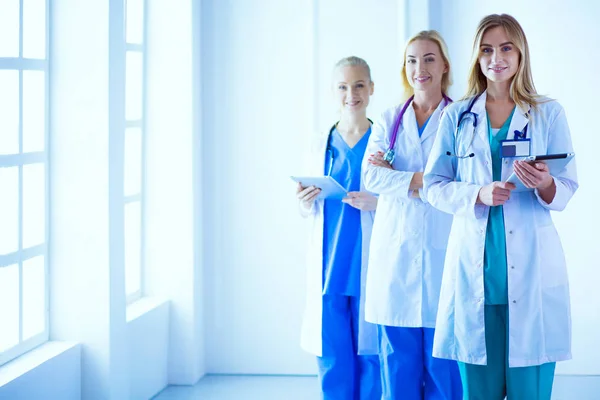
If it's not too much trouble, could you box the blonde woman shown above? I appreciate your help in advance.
[296,56,380,399]
[363,31,462,399]
[424,14,578,399]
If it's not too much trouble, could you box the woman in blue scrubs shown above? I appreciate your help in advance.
[296,56,381,400]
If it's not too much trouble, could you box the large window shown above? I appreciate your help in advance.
[124,0,146,303]
[0,0,49,366]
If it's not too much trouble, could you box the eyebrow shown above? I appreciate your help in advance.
[407,53,436,58]
[481,41,514,47]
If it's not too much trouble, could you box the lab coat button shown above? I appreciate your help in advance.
[509,230,513,234]
[512,300,517,304]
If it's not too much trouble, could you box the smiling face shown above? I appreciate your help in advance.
[333,65,374,114]
[404,39,448,93]
[478,26,520,85]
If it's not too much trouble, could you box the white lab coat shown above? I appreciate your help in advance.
[299,128,379,357]
[362,100,453,328]
[423,91,578,367]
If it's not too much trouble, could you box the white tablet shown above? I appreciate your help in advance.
[291,176,347,200]
[505,153,575,192]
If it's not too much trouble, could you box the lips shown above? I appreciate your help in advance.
[346,101,360,106]
[489,66,508,73]
[415,76,430,83]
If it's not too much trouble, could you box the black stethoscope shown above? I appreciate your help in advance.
[446,92,529,159]
[325,119,373,176]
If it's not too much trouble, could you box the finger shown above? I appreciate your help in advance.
[496,182,516,191]
[297,186,317,200]
[514,167,536,188]
[346,191,360,197]
[305,189,321,202]
[517,161,543,177]
[519,163,543,184]
[534,162,548,171]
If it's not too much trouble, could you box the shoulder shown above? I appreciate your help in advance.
[445,97,474,114]
[379,104,403,122]
[536,97,564,115]
[532,97,566,125]
[439,97,471,124]
[369,104,404,132]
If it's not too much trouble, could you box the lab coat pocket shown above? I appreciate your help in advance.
[538,225,568,288]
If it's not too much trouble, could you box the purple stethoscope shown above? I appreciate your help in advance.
[383,94,452,164]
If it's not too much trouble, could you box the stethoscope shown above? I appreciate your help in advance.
[383,94,452,164]
[447,92,529,159]
[325,119,373,176]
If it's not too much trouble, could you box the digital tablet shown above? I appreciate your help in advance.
[505,153,575,192]
[290,176,347,200]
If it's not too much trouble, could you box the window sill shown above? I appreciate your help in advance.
[126,296,169,323]
[0,341,80,388]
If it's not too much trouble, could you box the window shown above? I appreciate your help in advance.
[124,0,146,303]
[0,0,49,366]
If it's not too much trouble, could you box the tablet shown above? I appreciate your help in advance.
[505,153,575,192]
[291,176,347,200]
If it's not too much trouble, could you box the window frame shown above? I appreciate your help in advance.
[124,0,147,305]
[0,0,50,367]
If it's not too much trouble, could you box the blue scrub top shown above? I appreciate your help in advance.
[417,114,432,137]
[484,107,515,305]
[322,127,371,296]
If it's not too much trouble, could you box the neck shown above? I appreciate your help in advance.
[412,88,444,111]
[337,112,370,135]
[486,80,513,102]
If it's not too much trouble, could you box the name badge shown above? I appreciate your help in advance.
[501,139,531,157]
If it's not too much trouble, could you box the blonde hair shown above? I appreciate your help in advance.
[333,56,372,82]
[465,14,542,110]
[400,30,453,100]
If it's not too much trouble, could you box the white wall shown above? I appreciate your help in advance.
[433,0,600,375]
[202,0,404,374]
[201,0,316,375]
[127,300,169,400]
[144,0,204,385]
[203,0,600,377]
[0,343,80,400]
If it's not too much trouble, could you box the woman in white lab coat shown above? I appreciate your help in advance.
[362,30,462,399]
[424,14,578,400]
[295,56,380,400]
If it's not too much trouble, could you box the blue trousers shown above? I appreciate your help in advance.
[459,305,556,400]
[379,326,462,399]
[317,295,381,400]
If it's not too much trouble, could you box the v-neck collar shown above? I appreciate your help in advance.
[487,106,516,143]
[334,126,371,152]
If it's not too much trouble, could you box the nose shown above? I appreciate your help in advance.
[491,49,501,63]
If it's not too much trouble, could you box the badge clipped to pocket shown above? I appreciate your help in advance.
[500,139,531,158]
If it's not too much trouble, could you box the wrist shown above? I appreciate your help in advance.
[538,176,554,191]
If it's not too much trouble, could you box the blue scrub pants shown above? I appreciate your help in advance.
[317,295,381,400]
[458,305,555,400]
[379,326,462,399]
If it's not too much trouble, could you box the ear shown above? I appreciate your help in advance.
[369,80,375,95]
[444,63,449,73]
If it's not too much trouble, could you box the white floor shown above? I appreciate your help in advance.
[153,375,600,400]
